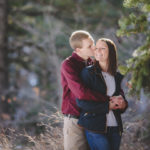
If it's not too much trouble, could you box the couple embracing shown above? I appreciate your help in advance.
[61,30,128,150]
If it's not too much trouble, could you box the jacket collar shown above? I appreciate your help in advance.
[94,63,102,74]
[94,63,120,78]
[72,52,92,65]
[72,52,85,62]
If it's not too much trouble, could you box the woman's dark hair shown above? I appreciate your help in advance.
[94,38,118,76]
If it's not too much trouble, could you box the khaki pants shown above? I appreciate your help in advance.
[63,116,90,150]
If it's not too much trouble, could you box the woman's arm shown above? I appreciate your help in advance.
[76,66,109,114]
[76,99,109,114]
[112,72,128,113]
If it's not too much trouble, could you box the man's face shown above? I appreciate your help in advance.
[78,38,95,60]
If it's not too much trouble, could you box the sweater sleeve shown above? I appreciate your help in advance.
[61,61,109,102]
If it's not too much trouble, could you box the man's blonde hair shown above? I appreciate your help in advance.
[69,30,93,50]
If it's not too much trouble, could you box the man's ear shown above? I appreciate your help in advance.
[75,48,81,53]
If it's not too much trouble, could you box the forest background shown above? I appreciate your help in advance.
[0,0,150,149]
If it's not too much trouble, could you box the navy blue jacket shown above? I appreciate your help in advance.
[76,65,127,133]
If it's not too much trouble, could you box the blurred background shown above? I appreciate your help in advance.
[0,0,150,149]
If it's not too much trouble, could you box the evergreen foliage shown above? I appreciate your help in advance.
[117,0,150,96]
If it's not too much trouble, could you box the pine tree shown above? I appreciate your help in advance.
[117,0,150,96]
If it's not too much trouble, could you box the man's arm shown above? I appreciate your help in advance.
[61,61,109,102]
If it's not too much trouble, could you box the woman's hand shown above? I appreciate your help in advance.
[109,100,118,110]
[109,95,126,110]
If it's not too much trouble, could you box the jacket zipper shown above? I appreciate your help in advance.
[95,67,122,135]
[98,71,108,133]
[98,72,107,95]
[105,116,107,133]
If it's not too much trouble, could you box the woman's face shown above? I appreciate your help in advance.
[94,40,109,63]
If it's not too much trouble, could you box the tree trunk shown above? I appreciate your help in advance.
[0,0,10,116]
[0,0,8,92]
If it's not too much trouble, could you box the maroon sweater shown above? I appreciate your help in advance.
[61,52,109,117]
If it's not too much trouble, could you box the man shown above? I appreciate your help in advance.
[60,30,127,150]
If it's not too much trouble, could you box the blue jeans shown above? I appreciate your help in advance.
[85,127,121,150]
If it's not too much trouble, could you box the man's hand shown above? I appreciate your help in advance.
[109,95,126,110]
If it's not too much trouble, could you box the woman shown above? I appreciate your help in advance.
[76,38,128,150]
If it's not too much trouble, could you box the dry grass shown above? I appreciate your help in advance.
[120,119,150,150]
[0,112,64,150]
[0,110,150,150]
